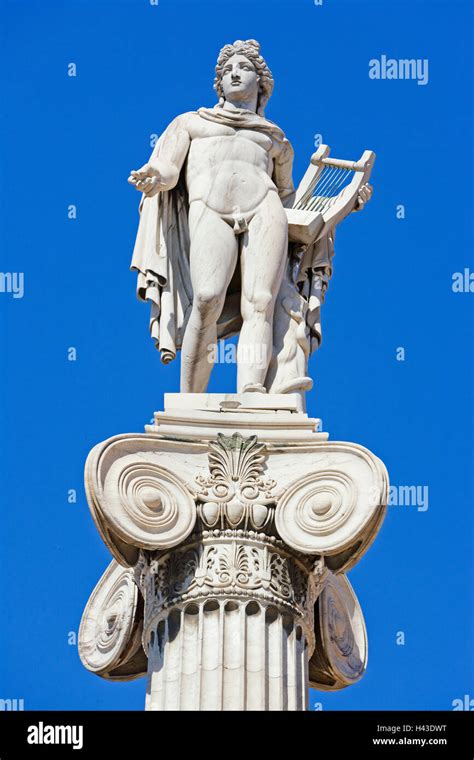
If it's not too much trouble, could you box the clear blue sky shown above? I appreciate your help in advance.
[0,0,472,710]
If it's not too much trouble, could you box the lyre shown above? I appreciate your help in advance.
[286,144,376,245]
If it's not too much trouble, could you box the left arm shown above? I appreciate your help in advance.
[272,139,296,209]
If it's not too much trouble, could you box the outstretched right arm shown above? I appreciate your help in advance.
[128,114,191,197]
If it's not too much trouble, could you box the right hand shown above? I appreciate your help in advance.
[127,163,164,197]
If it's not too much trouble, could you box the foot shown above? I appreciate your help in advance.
[241,382,267,394]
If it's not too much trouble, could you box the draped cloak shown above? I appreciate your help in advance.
[130,105,334,368]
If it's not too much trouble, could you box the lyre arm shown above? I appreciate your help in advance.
[293,144,330,207]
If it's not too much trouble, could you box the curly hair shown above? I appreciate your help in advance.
[214,39,274,117]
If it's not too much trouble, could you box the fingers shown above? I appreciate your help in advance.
[136,163,152,176]
[128,175,161,196]
[128,163,164,193]
[128,172,153,193]
[129,166,149,181]
[141,176,158,193]
[128,175,149,192]
[354,183,373,211]
[128,163,152,183]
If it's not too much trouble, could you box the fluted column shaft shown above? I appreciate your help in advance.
[145,598,309,711]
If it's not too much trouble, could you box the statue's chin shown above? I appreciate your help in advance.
[222,96,256,110]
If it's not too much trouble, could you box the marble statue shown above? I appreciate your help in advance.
[79,39,387,712]
[128,39,373,405]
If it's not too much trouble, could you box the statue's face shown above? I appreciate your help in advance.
[220,53,260,105]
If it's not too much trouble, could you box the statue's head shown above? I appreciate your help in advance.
[214,39,274,117]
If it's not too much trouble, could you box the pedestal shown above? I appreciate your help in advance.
[79,393,388,710]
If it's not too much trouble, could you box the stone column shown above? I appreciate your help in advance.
[79,393,388,710]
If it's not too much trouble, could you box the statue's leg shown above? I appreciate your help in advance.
[180,201,238,393]
[238,192,288,391]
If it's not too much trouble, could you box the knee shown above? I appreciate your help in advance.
[246,289,274,318]
[193,289,223,322]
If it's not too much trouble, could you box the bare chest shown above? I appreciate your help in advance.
[187,116,274,157]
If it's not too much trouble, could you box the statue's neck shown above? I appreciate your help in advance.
[222,98,258,114]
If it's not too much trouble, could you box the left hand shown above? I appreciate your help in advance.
[353,182,373,212]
